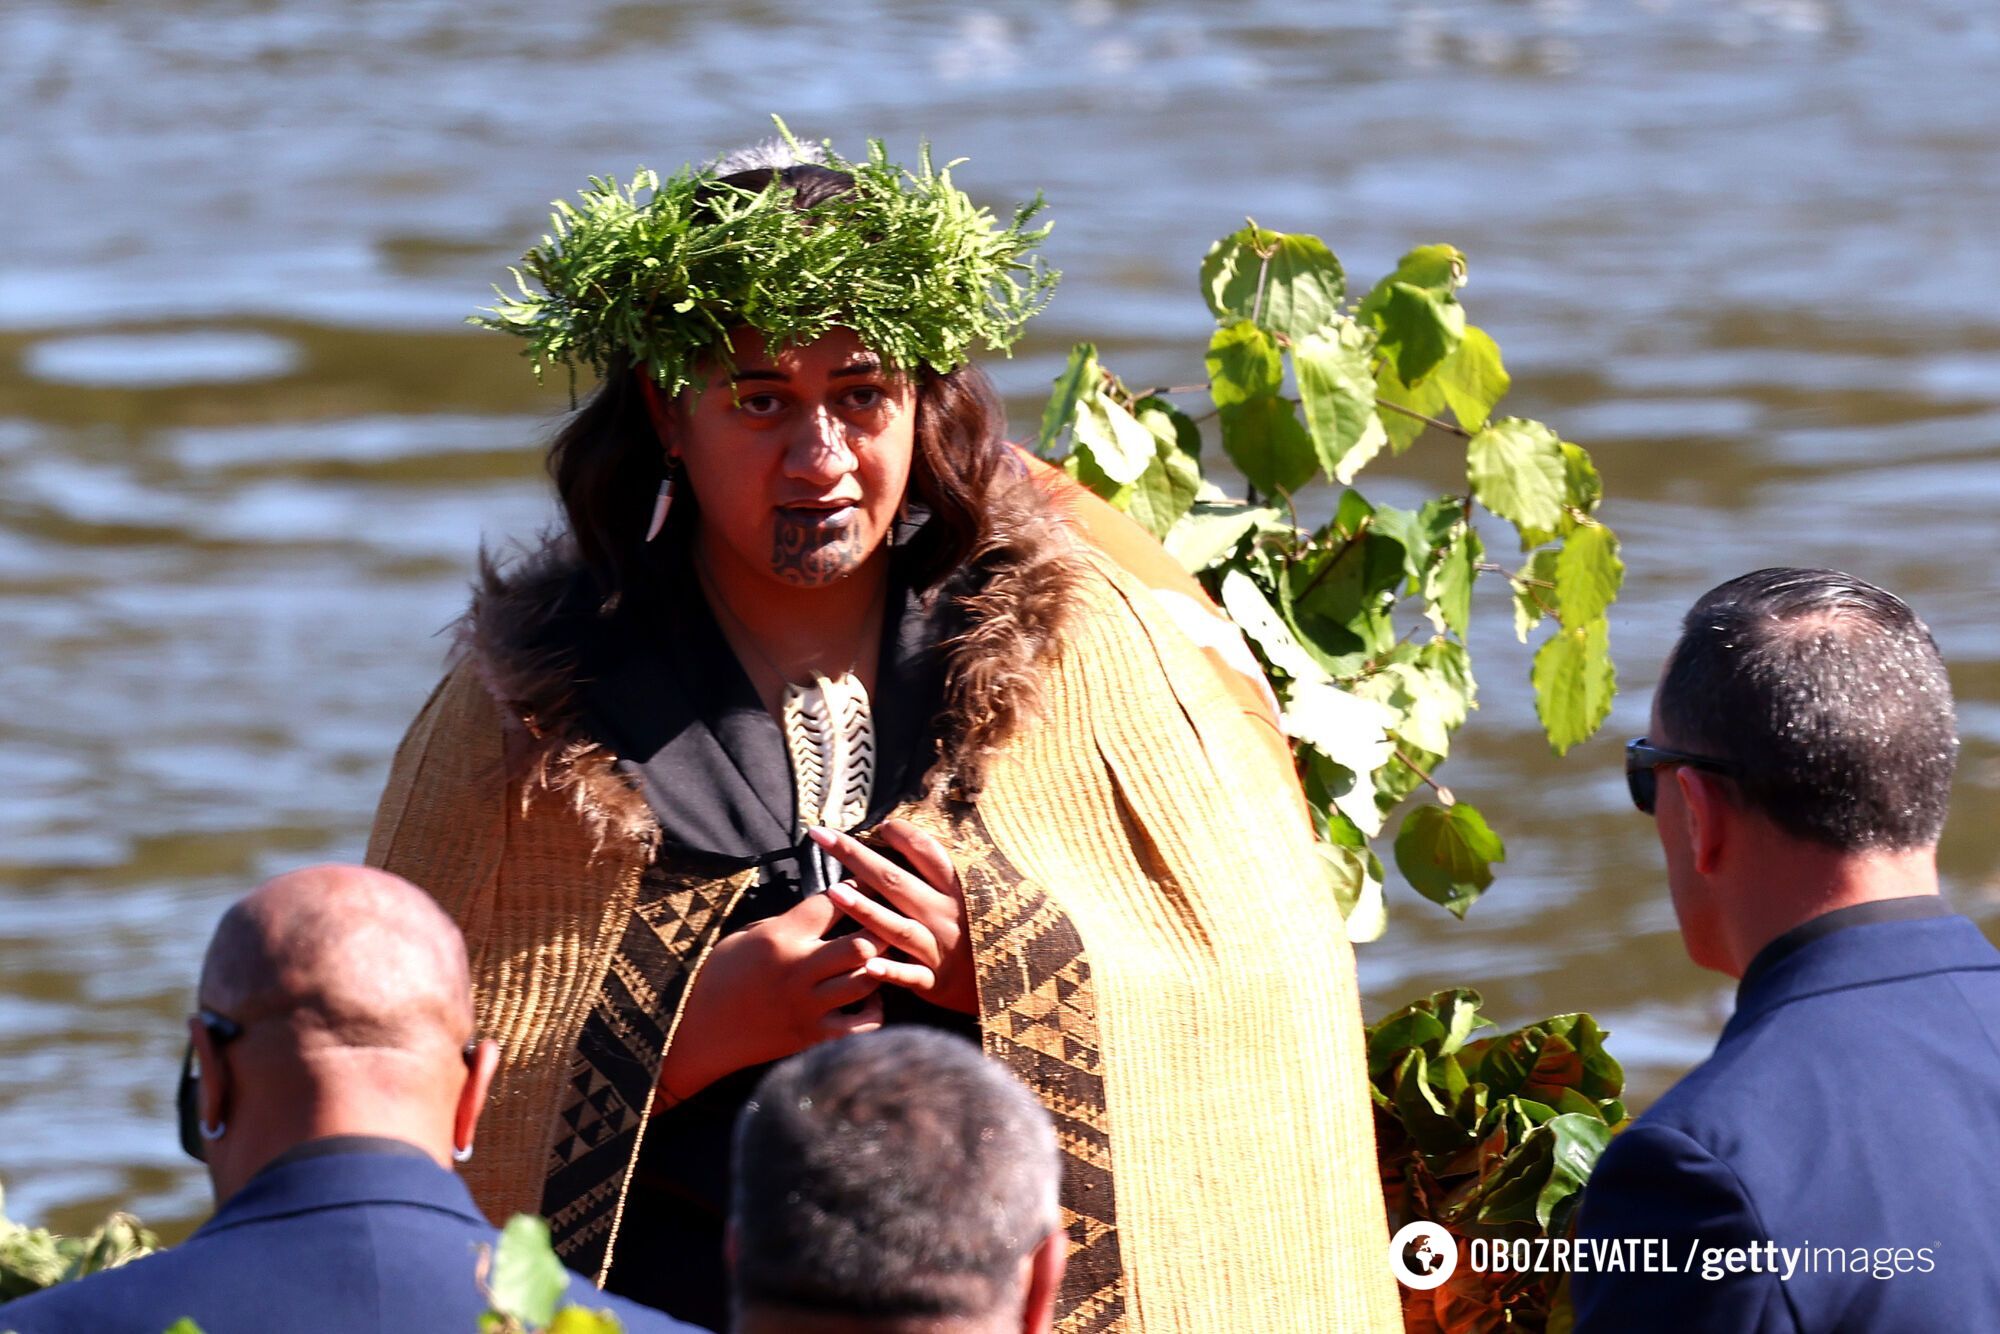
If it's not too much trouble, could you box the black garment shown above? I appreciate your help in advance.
[566,529,976,1331]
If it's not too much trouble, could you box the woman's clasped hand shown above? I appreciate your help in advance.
[656,820,975,1104]
[813,819,978,1016]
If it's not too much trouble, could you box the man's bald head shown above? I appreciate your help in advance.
[199,865,473,1054]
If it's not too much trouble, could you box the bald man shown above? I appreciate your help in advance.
[0,865,691,1334]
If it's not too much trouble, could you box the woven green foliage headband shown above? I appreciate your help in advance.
[474,122,1059,397]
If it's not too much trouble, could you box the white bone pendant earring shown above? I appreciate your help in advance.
[645,463,679,543]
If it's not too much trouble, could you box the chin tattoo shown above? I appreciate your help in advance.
[772,516,866,586]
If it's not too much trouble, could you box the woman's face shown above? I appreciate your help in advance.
[652,326,917,591]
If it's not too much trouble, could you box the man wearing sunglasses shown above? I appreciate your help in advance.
[1572,569,2000,1331]
[0,865,690,1334]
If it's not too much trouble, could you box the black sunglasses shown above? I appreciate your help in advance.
[1625,737,1738,814]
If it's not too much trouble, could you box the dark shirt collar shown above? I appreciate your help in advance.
[1736,895,1953,1001]
[200,1137,482,1238]
[259,1133,435,1174]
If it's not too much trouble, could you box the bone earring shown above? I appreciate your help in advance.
[200,1118,227,1142]
[645,465,678,543]
[452,1142,474,1163]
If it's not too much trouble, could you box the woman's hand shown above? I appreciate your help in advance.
[654,890,930,1106]
[807,820,979,1016]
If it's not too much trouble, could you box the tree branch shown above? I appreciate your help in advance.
[1379,397,1473,440]
[1395,748,1455,806]
[1296,515,1372,604]
[1479,562,1554,590]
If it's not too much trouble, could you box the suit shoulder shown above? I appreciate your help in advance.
[0,1244,198,1334]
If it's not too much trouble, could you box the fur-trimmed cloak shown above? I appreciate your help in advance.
[366,535,1401,1332]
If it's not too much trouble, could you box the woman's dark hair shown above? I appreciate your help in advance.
[543,163,1076,791]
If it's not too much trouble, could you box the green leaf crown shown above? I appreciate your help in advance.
[473,119,1059,396]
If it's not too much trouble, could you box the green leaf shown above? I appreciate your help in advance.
[1120,398,1202,538]
[1436,325,1511,431]
[1394,802,1505,919]
[1374,355,1448,454]
[1521,439,1606,545]
[1532,1014,1626,1101]
[1218,567,1327,685]
[1208,322,1315,497]
[1371,282,1465,385]
[1372,736,1442,814]
[1432,987,1489,1057]
[1366,988,1489,1077]
[162,1322,206,1334]
[1421,638,1479,715]
[1302,736,1390,841]
[1221,395,1316,498]
[1163,502,1279,573]
[1360,244,1468,313]
[63,1214,156,1283]
[1424,523,1483,638]
[1562,441,1603,515]
[489,1215,568,1330]
[1370,502,1436,591]
[1200,225,1346,340]
[1467,417,1566,536]
[1136,394,1201,464]
[1532,616,1616,754]
[1472,1113,1614,1231]
[1282,681,1398,782]
[1513,549,1561,643]
[1036,343,1098,458]
[1071,389,1158,487]
[1367,1009,1449,1077]
[1316,840,1383,942]
[1393,1050,1478,1162]
[1554,521,1624,625]
[1282,492,1407,673]
[1124,438,1200,539]
[1353,657,1469,757]
[1294,324,1389,484]
[1061,433,1128,507]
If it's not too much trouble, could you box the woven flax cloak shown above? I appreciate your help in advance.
[366,551,1402,1332]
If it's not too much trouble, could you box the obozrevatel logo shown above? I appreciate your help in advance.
[1389,1221,1458,1290]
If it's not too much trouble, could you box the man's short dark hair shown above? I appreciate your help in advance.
[731,1029,1060,1321]
[1658,567,1958,851]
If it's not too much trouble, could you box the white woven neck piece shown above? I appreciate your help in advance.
[781,671,875,835]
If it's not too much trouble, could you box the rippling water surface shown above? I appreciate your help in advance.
[4,0,1998,1240]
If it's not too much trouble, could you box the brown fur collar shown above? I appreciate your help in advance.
[455,506,1082,851]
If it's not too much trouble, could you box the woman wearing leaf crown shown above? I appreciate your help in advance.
[366,129,1401,1333]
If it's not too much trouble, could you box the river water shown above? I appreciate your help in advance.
[3,0,1998,1240]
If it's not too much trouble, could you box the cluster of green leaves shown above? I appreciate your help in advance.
[1368,991,1626,1332]
[1038,222,1623,931]
[0,1178,157,1303]
[477,117,1058,398]
[478,1216,625,1334]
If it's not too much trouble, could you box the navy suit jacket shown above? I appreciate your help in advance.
[1573,910,2000,1332]
[0,1144,695,1334]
